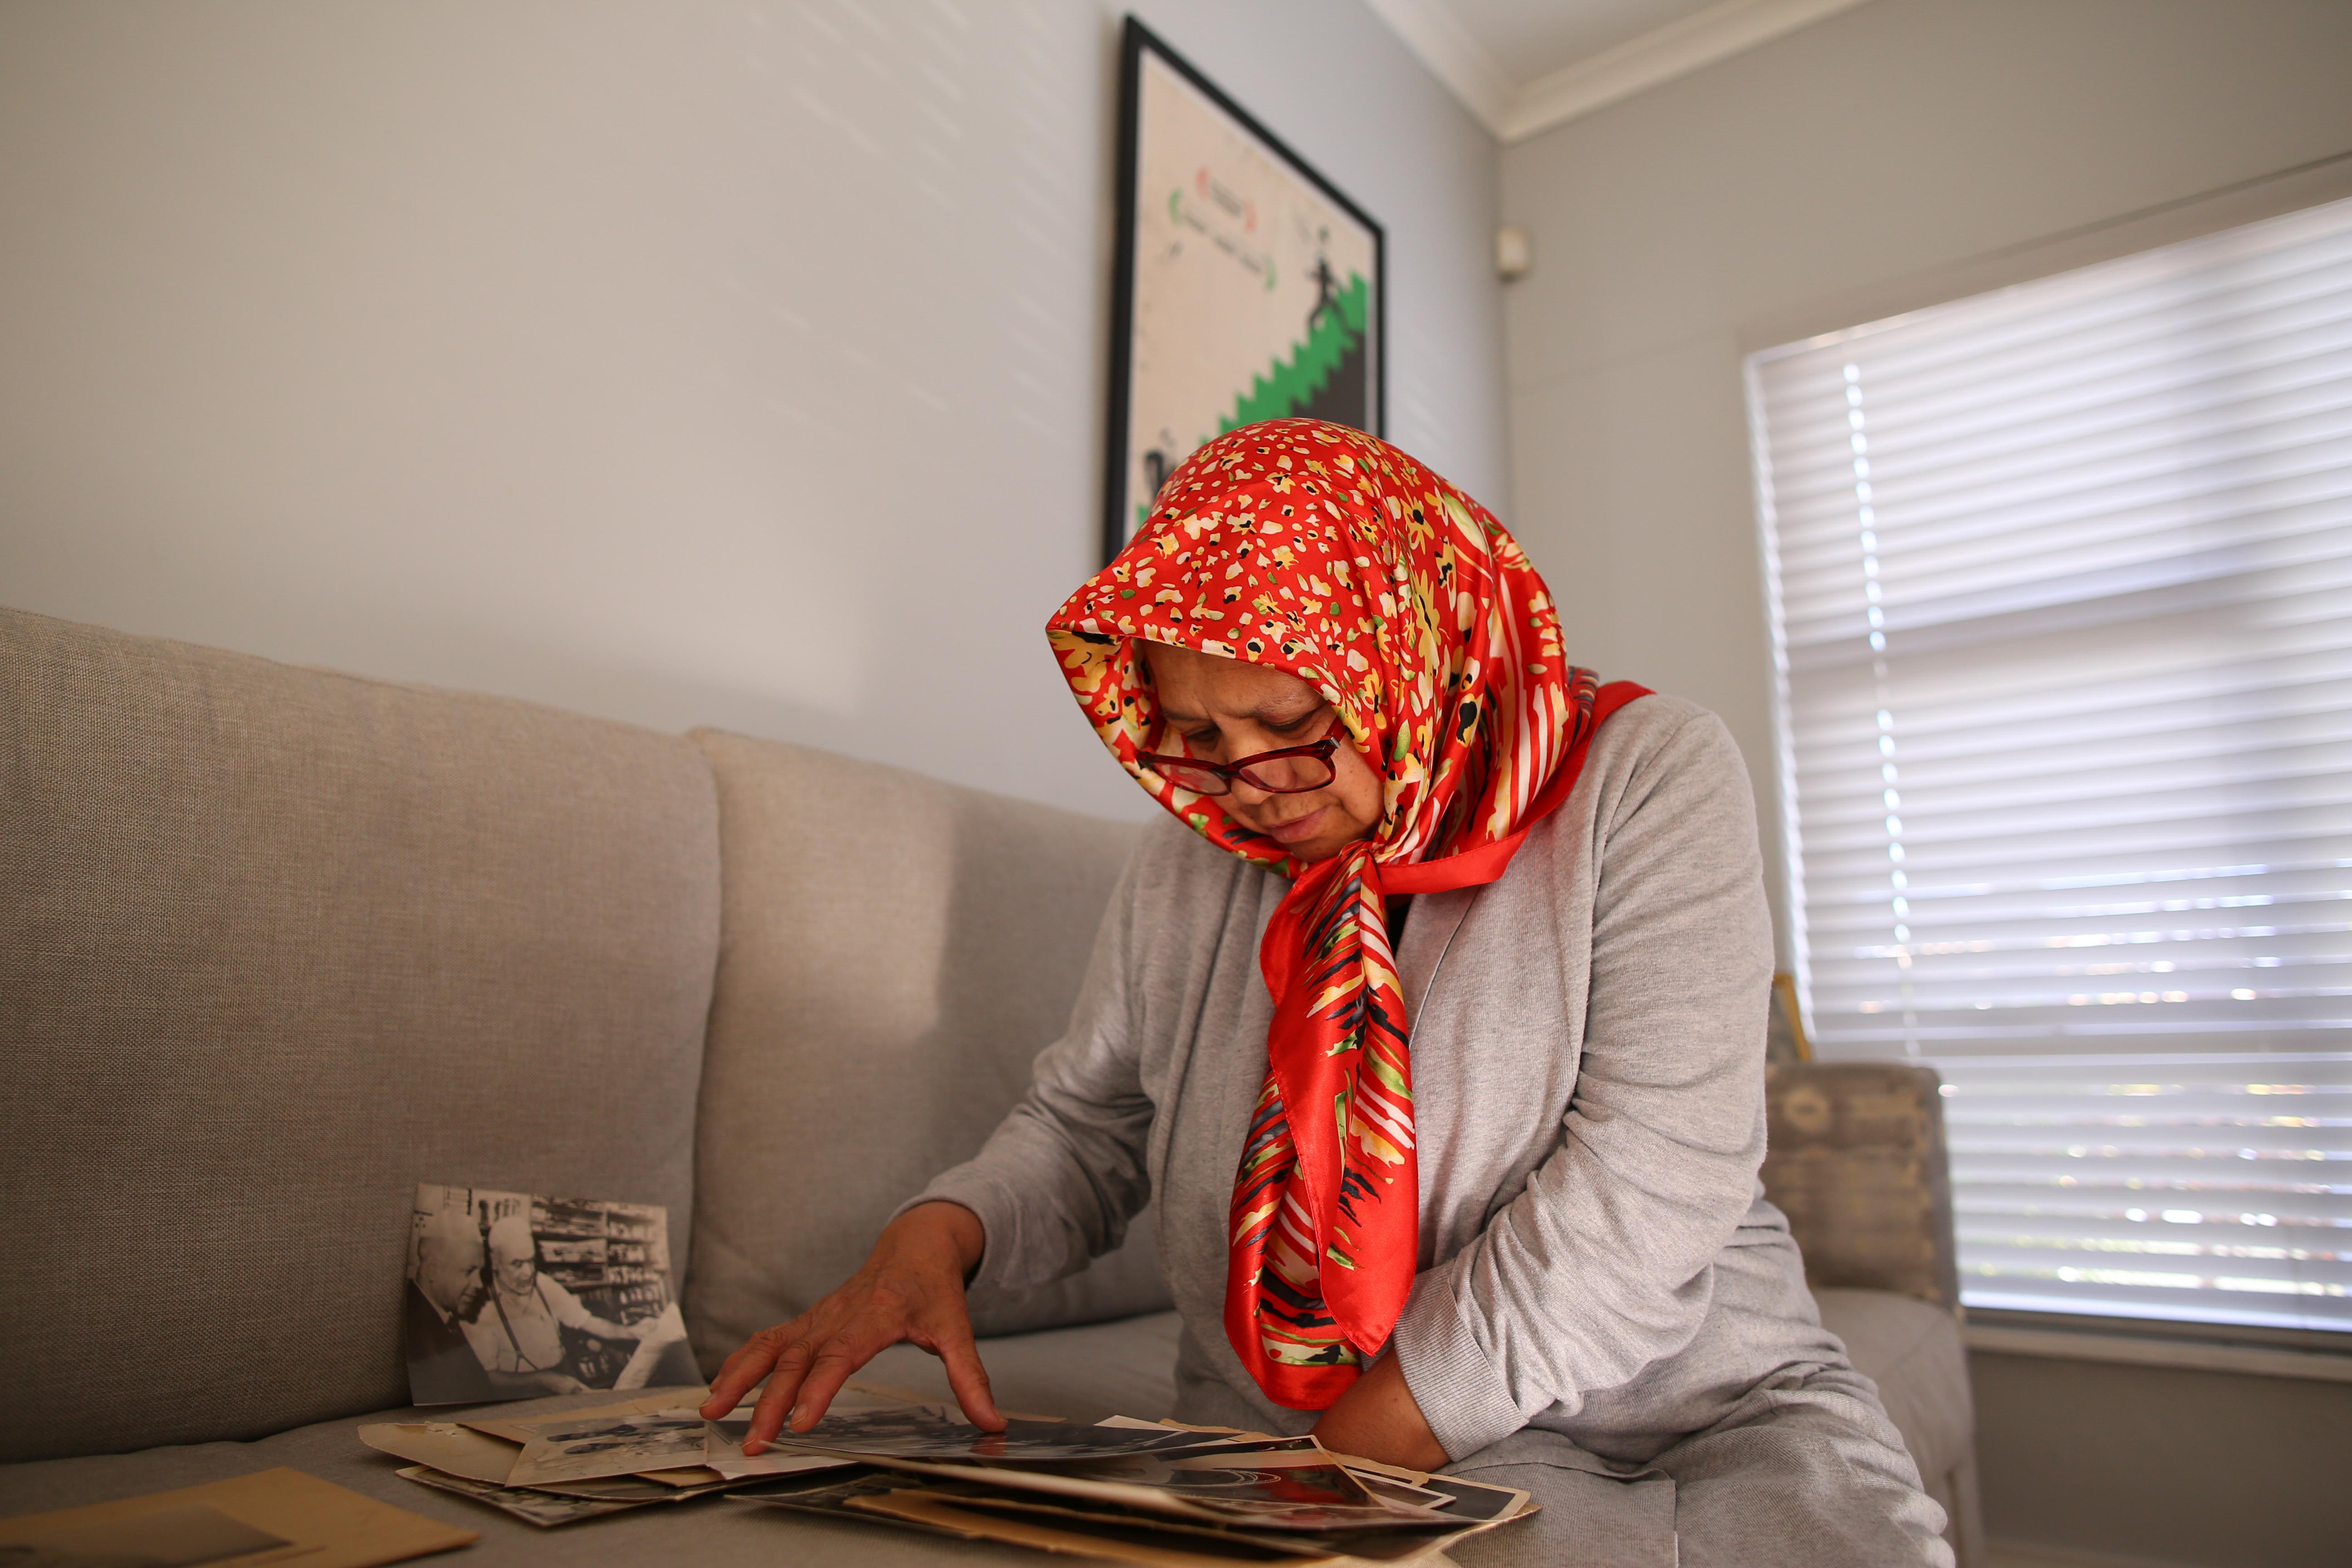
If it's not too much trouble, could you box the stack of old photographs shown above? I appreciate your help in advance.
[359,1388,856,1529]
[712,1405,1538,1567]
[358,1383,1535,1559]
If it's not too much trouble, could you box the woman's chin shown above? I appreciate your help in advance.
[1280,832,1356,865]
[1241,811,1370,865]
[1254,803,1333,848]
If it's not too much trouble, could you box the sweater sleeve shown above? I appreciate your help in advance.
[895,841,1157,1296]
[1389,709,1776,1460]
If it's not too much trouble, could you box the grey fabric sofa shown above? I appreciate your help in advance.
[0,605,1978,1565]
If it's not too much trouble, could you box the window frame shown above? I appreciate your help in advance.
[1740,166,2352,1362]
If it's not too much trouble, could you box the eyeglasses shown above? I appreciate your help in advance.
[1134,733,1341,796]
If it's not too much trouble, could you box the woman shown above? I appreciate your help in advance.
[703,419,1950,1566]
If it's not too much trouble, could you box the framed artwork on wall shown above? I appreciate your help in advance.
[1103,16,1386,562]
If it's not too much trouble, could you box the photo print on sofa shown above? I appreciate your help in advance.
[404,1183,697,1405]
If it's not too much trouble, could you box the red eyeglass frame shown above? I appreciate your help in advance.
[1132,734,1343,796]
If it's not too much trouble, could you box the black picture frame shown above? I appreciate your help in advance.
[1103,16,1387,564]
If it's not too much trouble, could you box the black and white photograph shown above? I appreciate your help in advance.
[941,1489,1482,1565]
[770,1428,1458,1536]
[1011,1446,1442,1530]
[1338,1469,1454,1512]
[726,1471,980,1542]
[1402,1474,1531,1526]
[747,1406,1220,1465]
[701,1420,887,1482]
[403,1182,698,1406]
[503,1413,722,1488]
[395,1465,649,1529]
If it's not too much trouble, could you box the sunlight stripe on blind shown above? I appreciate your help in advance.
[1748,195,2352,1333]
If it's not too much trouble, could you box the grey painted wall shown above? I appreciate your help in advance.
[1970,1350,2352,1567]
[0,0,1507,821]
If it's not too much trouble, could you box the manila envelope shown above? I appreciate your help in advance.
[0,1467,474,1568]
[456,1386,718,1444]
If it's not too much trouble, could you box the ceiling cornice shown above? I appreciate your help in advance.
[1361,0,1516,137]
[1504,0,1876,139]
[1369,0,1878,144]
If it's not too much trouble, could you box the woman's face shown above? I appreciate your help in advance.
[1140,642,1383,863]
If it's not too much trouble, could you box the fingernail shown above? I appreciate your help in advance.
[788,1404,805,1428]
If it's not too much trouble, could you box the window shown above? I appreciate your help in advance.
[1747,196,2352,1334]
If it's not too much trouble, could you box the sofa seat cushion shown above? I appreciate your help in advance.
[1814,1286,1980,1565]
[1813,1288,1972,1489]
[0,1313,1184,1567]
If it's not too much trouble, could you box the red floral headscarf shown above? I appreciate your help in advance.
[1047,418,1646,1409]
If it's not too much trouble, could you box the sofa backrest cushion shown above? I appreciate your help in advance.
[0,609,721,1460]
[684,731,1166,1362]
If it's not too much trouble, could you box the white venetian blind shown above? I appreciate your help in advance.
[1748,196,2352,1333]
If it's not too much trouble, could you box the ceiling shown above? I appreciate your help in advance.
[1363,0,1874,142]
[1454,0,1727,81]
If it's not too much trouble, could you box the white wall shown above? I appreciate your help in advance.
[0,0,1507,822]
[1496,0,2352,958]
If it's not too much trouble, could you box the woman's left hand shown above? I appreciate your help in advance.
[1309,1353,1449,1472]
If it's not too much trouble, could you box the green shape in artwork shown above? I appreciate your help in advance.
[1134,274,1373,535]
[1216,272,1368,436]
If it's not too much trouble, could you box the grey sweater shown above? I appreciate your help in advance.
[913,695,1859,1462]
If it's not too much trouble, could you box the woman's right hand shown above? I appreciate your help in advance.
[698,1200,1002,1452]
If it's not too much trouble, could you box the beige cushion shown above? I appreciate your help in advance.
[684,732,1167,1364]
[0,608,720,1461]
[1815,1287,1982,1566]
[1764,1063,1960,1310]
